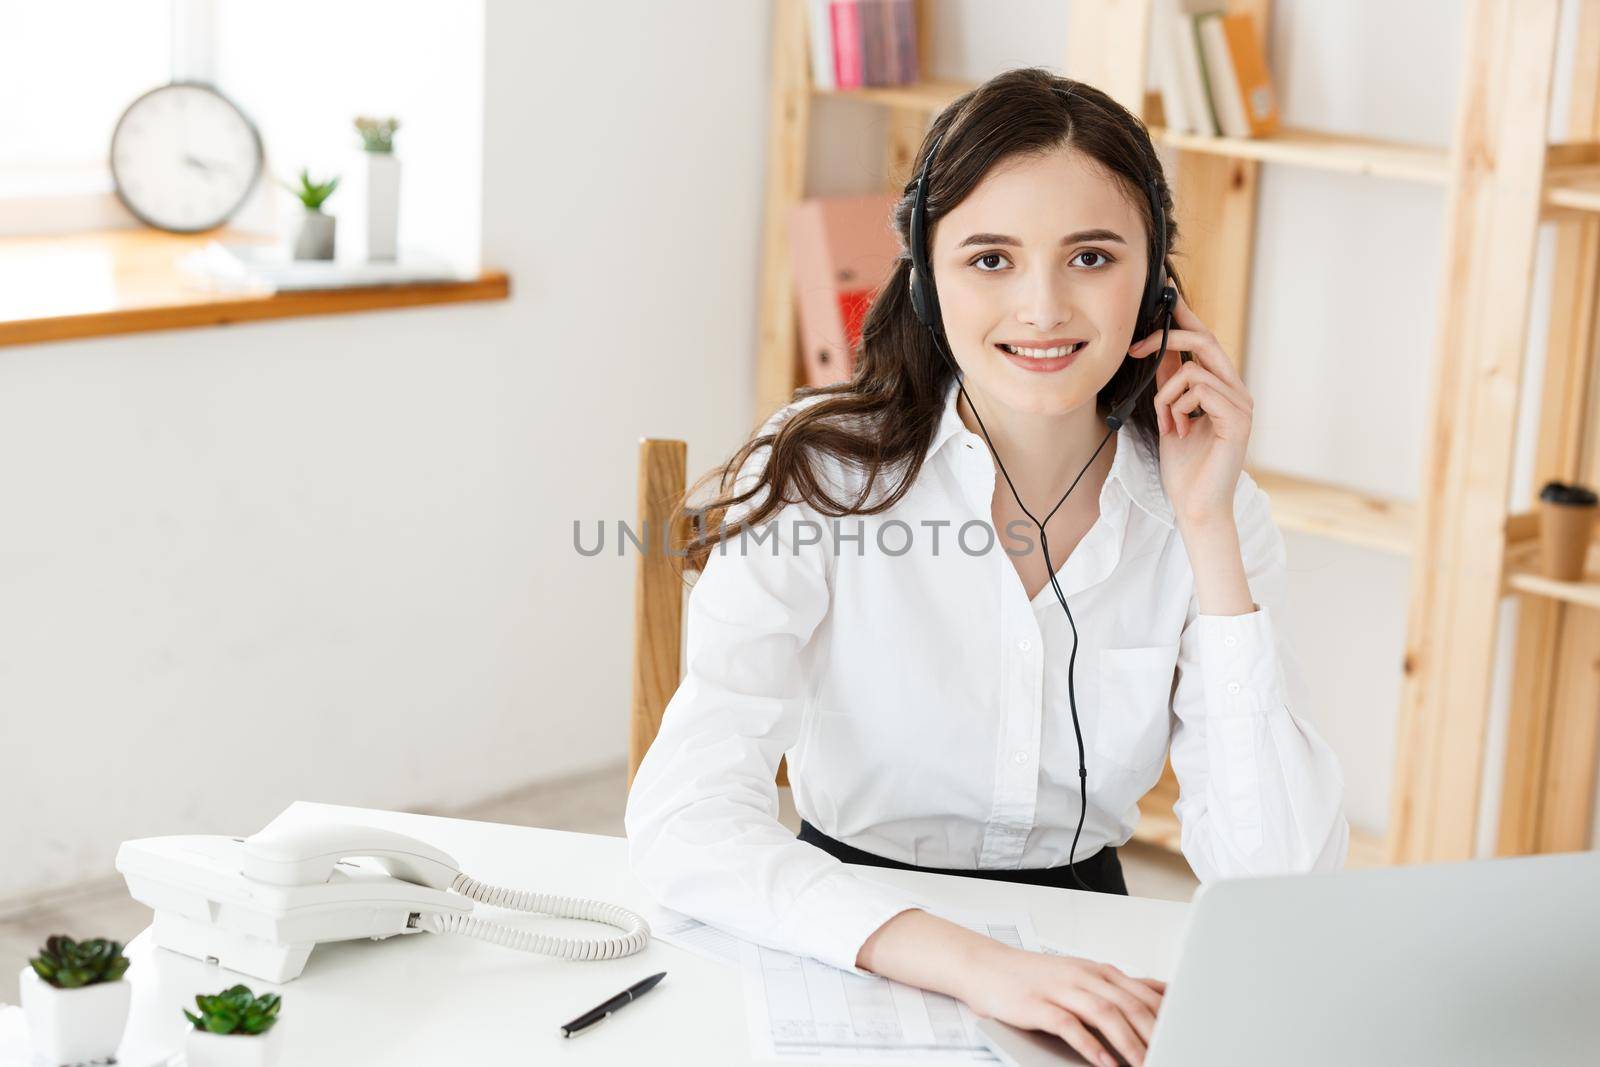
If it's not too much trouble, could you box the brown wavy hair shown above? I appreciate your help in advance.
[678,67,1185,575]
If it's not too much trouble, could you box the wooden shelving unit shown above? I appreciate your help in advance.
[757,0,1600,871]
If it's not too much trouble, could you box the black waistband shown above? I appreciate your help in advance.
[797,819,1128,895]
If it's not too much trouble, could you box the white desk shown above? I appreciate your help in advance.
[96,802,1192,1065]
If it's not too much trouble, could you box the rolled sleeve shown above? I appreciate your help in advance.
[1191,601,1288,716]
[1169,472,1350,881]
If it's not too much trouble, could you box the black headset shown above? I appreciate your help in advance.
[906,89,1181,892]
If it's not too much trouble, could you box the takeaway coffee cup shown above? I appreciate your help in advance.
[1537,480,1599,580]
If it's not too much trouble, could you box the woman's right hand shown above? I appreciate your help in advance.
[958,943,1165,1067]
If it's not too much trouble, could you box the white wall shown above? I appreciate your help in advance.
[1,0,772,901]
[4,0,1593,903]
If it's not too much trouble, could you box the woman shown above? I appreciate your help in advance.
[625,68,1347,1067]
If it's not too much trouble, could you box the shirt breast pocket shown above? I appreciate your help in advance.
[1095,644,1180,774]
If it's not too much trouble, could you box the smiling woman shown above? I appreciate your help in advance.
[627,66,1347,1067]
[679,69,1184,571]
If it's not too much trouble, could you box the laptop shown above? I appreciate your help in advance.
[977,849,1600,1067]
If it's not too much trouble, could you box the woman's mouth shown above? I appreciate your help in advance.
[996,340,1087,373]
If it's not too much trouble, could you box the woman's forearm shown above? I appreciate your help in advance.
[1177,513,1255,616]
[855,907,1004,1000]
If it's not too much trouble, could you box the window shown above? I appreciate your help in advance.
[0,1,176,191]
[0,0,214,232]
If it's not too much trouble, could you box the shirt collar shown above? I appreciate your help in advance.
[926,376,1174,529]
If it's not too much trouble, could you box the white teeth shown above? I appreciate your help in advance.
[1002,342,1084,358]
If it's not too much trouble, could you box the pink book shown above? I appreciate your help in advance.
[831,1,862,89]
[789,193,900,386]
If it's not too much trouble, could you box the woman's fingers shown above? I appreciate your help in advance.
[1040,1004,1117,1067]
[1172,382,1247,437]
[1101,966,1164,1017]
[1153,360,1250,416]
[1170,383,1240,439]
[1089,977,1159,1045]
[1131,324,1245,394]
[1168,290,1244,388]
[1059,989,1147,1066]
[1154,363,1251,437]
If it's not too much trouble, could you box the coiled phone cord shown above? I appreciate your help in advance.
[414,872,652,960]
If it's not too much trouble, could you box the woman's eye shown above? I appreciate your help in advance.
[970,249,1114,272]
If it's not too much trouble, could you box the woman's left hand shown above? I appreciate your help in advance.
[1127,289,1253,526]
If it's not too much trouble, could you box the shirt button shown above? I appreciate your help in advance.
[1226,681,1241,694]
[1224,635,1237,648]
[1018,639,1032,652]
[1014,751,1029,764]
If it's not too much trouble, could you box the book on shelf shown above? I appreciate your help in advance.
[1155,9,1278,140]
[789,193,899,386]
[808,0,919,90]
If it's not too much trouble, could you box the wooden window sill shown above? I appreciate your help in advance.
[0,227,510,348]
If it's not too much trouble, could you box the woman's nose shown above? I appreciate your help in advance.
[1016,269,1072,331]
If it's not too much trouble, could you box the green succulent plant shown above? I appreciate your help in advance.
[28,935,130,989]
[183,983,283,1036]
[276,168,340,211]
[354,115,400,153]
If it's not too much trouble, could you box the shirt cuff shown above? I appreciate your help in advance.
[777,867,930,976]
[1192,602,1286,716]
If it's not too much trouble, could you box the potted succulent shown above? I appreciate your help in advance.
[354,115,401,262]
[20,934,132,1065]
[278,168,340,260]
[184,983,284,1067]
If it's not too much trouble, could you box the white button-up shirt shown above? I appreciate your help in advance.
[625,378,1349,976]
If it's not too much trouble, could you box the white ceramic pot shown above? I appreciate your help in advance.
[18,965,131,1066]
[292,210,336,260]
[185,1022,284,1067]
[363,151,400,262]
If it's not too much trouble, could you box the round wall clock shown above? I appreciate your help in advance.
[110,81,264,233]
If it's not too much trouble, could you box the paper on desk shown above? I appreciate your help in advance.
[741,907,1038,1064]
[648,905,746,967]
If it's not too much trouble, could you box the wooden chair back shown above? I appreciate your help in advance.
[629,438,789,789]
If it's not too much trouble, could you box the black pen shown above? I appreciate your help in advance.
[559,971,667,1038]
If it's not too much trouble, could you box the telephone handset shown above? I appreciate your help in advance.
[115,820,651,983]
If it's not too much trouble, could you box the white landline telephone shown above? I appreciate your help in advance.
[114,821,652,983]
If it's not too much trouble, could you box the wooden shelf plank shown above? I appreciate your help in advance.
[1248,466,1416,555]
[1134,764,1386,868]
[1502,517,1600,610]
[814,80,1451,186]
[0,228,509,348]
[811,79,974,113]
[1543,168,1600,215]
[1151,125,1452,185]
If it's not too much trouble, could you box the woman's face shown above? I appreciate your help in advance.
[928,144,1150,417]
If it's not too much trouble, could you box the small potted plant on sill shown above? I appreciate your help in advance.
[20,934,132,1065]
[278,168,340,261]
[184,983,284,1067]
[354,115,401,262]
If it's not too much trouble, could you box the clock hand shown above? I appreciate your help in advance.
[183,154,234,175]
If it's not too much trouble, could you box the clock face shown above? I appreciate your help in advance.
[110,82,264,234]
